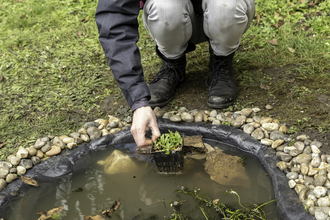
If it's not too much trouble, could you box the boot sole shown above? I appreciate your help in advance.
[206,100,235,109]
[149,96,174,109]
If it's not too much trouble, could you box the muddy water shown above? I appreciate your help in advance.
[5,140,279,219]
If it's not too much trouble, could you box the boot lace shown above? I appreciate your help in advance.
[150,62,184,84]
[205,59,231,89]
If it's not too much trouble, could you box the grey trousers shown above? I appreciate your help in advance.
[142,0,255,58]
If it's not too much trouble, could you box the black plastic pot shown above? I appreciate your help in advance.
[151,133,184,174]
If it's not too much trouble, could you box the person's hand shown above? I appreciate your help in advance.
[131,106,160,149]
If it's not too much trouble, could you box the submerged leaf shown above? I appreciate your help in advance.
[37,206,64,220]
[85,215,105,220]
[21,176,39,187]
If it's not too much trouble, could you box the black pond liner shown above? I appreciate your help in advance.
[0,119,314,220]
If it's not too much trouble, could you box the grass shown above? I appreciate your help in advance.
[0,0,330,160]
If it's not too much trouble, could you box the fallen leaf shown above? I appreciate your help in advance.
[37,206,64,220]
[77,32,82,36]
[274,12,280,18]
[278,8,282,12]
[21,176,39,187]
[85,215,105,220]
[0,142,6,149]
[288,47,295,53]
[268,39,278,46]
[287,78,295,83]
[213,199,219,205]
[260,83,270,90]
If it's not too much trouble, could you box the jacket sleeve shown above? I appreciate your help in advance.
[95,0,150,110]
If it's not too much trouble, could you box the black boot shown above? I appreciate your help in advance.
[206,47,237,109]
[148,44,194,108]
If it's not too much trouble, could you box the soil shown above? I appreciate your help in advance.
[99,56,330,156]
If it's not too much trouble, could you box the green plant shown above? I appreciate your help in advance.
[153,131,183,155]
[175,187,277,220]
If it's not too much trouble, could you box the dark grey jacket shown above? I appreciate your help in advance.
[95,0,202,111]
[95,0,149,111]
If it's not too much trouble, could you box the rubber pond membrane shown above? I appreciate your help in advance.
[0,119,315,219]
[3,141,278,220]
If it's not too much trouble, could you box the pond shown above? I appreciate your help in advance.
[3,140,278,220]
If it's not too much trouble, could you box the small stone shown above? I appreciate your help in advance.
[10,168,17,173]
[67,142,77,149]
[311,140,323,148]
[19,159,33,169]
[163,112,172,119]
[209,110,217,117]
[304,198,315,208]
[233,115,246,128]
[0,168,9,179]
[270,130,284,140]
[303,146,312,154]
[109,128,121,134]
[9,156,20,166]
[252,107,261,113]
[62,137,75,144]
[276,145,284,152]
[315,210,328,220]
[0,179,7,191]
[260,117,272,125]
[78,127,87,134]
[253,116,261,123]
[286,172,299,180]
[314,186,327,198]
[70,132,80,139]
[170,115,182,123]
[178,107,187,112]
[276,161,287,171]
[294,184,306,194]
[291,167,300,173]
[262,128,269,139]
[87,127,102,140]
[308,165,319,176]
[321,155,330,162]
[283,135,293,142]
[296,154,313,164]
[31,156,41,165]
[272,139,284,149]
[101,129,110,136]
[188,109,199,116]
[246,118,254,123]
[81,134,90,142]
[299,188,308,202]
[251,128,264,140]
[265,104,273,110]
[153,107,160,114]
[83,121,100,129]
[262,123,279,131]
[208,117,216,122]
[312,156,321,168]
[301,163,309,175]
[304,139,312,146]
[95,119,109,130]
[294,141,305,152]
[297,134,309,141]
[261,138,274,146]
[52,137,65,149]
[279,125,288,133]
[155,110,166,118]
[41,143,51,153]
[241,108,253,117]
[0,161,12,169]
[6,174,18,183]
[276,152,288,160]
[281,155,292,162]
[243,124,254,134]
[75,137,84,144]
[34,139,46,149]
[212,120,221,125]
[45,146,62,156]
[26,146,37,156]
[17,166,26,175]
[16,148,29,159]
[324,180,330,189]
[195,113,203,122]
[312,145,321,154]
[315,175,327,186]
[289,149,300,157]
[288,180,296,188]
[181,112,194,123]
[36,150,44,159]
